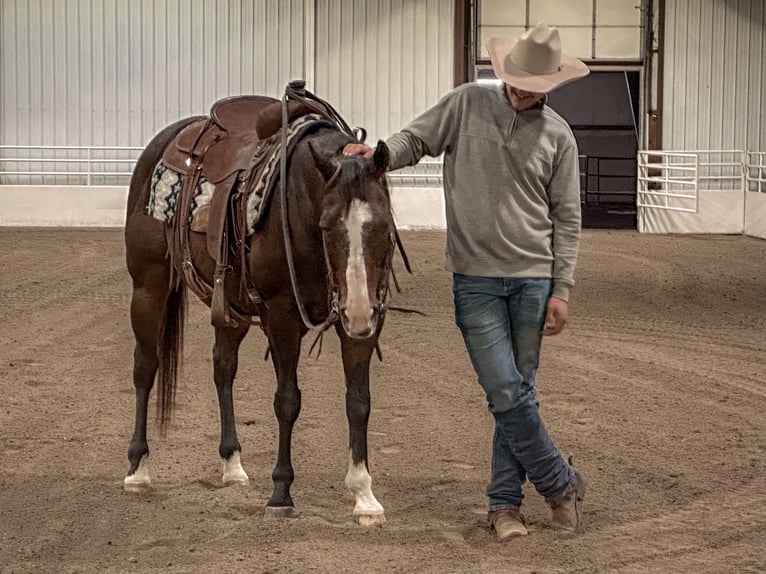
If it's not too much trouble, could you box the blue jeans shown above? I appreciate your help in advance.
[453,274,573,510]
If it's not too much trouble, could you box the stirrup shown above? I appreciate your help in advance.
[211,264,233,327]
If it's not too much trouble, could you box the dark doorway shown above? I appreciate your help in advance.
[547,71,640,229]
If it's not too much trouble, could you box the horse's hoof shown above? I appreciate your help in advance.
[123,457,151,492]
[222,452,249,486]
[354,512,386,526]
[123,474,151,492]
[222,475,250,487]
[264,506,296,519]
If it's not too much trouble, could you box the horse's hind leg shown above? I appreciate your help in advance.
[124,261,172,491]
[213,324,251,485]
[339,332,386,525]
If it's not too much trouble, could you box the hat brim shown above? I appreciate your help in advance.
[486,36,589,94]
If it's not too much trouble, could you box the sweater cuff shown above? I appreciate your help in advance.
[552,281,571,302]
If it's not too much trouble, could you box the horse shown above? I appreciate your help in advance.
[122,86,398,526]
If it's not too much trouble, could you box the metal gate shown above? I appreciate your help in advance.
[636,149,764,235]
[637,150,700,214]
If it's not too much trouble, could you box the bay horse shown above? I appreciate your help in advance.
[123,85,398,526]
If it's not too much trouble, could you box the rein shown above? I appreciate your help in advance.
[278,81,356,334]
[277,80,422,355]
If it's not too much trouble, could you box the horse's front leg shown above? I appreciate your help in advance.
[339,330,386,526]
[213,324,250,486]
[264,310,303,518]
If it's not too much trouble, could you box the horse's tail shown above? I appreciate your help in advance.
[157,280,186,435]
[125,115,201,434]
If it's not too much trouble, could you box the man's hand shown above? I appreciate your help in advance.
[542,297,569,336]
[343,143,374,158]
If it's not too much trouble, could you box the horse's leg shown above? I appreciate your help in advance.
[124,262,172,491]
[213,324,251,485]
[264,311,303,518]
[339,332,386,525]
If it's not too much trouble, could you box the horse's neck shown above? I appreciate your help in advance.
[286,148,324,235]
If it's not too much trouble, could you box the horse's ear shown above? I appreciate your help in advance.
[308,141,339,183]
[372,140,389,179]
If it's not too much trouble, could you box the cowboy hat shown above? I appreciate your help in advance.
[487,23,589,93]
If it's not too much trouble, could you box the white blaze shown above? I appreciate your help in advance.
[343,199,373,334]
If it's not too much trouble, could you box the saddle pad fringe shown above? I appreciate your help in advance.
[147,162,215,224]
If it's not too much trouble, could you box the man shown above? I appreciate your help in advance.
[344,23,588,541]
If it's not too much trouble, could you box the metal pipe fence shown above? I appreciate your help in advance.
[2,146,764,201]
[0,145,445,187]
[0,145,143,185]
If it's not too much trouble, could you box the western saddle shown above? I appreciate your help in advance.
[160,81,336,327]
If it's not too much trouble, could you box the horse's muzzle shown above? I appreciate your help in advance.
[339,304,381,339]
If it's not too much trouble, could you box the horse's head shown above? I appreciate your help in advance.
[311,139,394,339]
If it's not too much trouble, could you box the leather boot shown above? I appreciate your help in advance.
[549,456,587,532]
[488,507,528,540]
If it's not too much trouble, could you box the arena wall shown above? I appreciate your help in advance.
[0,185,447,230]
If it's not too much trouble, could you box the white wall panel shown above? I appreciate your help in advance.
[313,0,454,145]
[664,0,764,151]
[0,0,306,148]
[478,0,644,61]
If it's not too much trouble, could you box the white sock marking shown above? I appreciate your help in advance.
[345,451,384,517]
[222,451,249,485]
[123,454,151,490]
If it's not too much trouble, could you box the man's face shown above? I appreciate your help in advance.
[505,84,545,111]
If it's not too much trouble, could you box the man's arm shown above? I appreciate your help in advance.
[547,139,582,303]
[344,87,463,169]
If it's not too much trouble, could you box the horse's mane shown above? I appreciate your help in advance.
[308,126,386,205]
[336,156,384,203]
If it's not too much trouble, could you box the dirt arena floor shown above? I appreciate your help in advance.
[0,227,764,574]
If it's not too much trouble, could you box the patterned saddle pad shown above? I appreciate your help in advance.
[147,114,329,234]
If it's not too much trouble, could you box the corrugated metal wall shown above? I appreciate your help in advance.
[663,0,764,151]
[313,0,454,144]
[0,0,453,150]
[3,0,761,155]
[0,0,306,147]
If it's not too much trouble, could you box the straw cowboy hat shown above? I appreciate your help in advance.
[487,23,589,93]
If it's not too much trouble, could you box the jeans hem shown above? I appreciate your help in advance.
[545,475,576,504]
[487,503,521,513]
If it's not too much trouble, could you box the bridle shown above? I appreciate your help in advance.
[320,226,396,330]
[278,80,394,344]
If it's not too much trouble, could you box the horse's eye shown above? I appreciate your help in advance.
[321,220,347,240]
[319,207,342,230]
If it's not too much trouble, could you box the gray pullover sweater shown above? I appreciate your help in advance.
[386,83,582,301]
